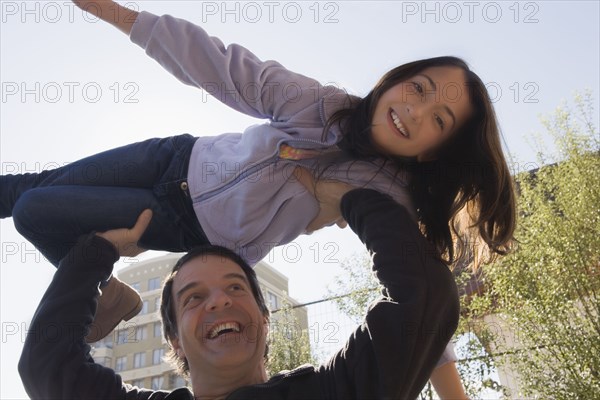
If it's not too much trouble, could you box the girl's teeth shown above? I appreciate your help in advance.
[390,110,407,136]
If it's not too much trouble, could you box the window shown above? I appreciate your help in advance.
[151,375,164,390]
[115,356,127,372]
[267,291,279,311]
[135,325,148,342]
[148,277,161,291]
[153,348,165,365]
[97,334,113,349]
[117,330,128,345]
[130,282,141,292]
[130,379,145,388]
[155,296,161,313]
[154,322,162,338]
[140,300,149,315]
[133,352,146,369]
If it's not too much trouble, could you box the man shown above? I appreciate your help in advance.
[18,184,459,399]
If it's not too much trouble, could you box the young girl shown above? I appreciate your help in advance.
[2,0,514,348]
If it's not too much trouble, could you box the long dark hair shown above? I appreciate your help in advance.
[325,56,516,267]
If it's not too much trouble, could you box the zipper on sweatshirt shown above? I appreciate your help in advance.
[194,153,279,203]
[193,137,333,203]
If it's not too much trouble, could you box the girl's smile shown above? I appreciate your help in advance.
[388,108,410,138]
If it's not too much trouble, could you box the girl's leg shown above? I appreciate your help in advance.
[12,185,194,341]
[12,185,200,267]
[1,135,195,218]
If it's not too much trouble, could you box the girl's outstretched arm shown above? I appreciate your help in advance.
[72,0,139,35]
[71,3,347,132]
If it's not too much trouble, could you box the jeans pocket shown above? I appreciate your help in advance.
[154,179,208,250]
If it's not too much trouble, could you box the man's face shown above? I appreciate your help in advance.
[170,255,268,375]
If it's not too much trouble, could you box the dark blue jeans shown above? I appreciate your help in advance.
[2,134,208,267]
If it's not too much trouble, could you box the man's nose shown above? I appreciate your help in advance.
[205,289,232,312]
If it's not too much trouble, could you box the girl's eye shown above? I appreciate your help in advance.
[413,82,424,95]
[435,115,445,131]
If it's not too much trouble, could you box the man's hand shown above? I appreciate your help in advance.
[293,167,355,233]
[72,0,139,35]
[96,209,153,257]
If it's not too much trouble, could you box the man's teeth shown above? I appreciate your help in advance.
[390,110,408,137]
[208,322,241,339]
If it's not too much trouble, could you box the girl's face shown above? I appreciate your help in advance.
[371,66,473,161]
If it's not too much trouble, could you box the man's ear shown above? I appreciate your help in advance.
[263,316,270,337]
[171,335,186,359]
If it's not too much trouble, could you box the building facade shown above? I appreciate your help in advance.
[91,253,308,391]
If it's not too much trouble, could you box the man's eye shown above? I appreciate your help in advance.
[184,294,203,306]
[229,284,248,295]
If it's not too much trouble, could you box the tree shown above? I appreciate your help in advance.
[267,300,317,375]
[327,251,381,324]
[465,91,600,399]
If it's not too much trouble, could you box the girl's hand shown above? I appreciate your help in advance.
[293,167,355,233]
[72,0,138,35]
[72,0,114,14]
[96,209,153,257]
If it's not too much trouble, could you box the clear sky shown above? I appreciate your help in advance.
[1,1,599,398]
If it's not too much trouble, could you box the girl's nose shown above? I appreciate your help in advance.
[205,290,232,312]
[408,101,434,124]
[406,103,422,123]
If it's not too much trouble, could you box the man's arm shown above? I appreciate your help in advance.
[73,0,138,35]
[292,172,460,398]
[18,211,161,400]
[318,189,460,399]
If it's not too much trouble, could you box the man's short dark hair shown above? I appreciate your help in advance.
[160,245,270,377]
